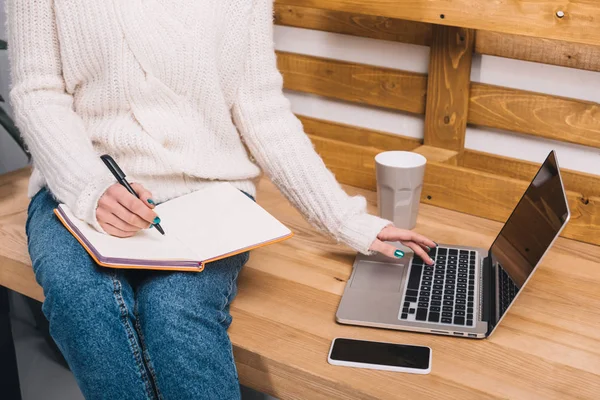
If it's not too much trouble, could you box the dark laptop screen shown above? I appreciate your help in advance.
[489,151,569,322]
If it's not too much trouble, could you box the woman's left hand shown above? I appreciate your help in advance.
[369,225,436,265]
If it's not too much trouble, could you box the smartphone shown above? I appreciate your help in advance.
[327,338,432,374]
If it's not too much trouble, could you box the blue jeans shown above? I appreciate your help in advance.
[26,188,248,399]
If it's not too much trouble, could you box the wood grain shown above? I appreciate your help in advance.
[1,169,600,398]
[299,115,421,150]
[0,169,43,300]
[297,134,600,246]
[274,3,432,46]
[277,51,428,114]
[274,4,600,73]
[476,31,600,73]
[275,0,600,46]
[0,167,31,219]
[468,83,600,149]
[424,25,474,151]
[310,135,380,190]
[422,163,600,245]
[414,145,458,165]
[462,149,600,199]
[237,180,600,399]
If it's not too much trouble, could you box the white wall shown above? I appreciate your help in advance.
[275,25,600,175]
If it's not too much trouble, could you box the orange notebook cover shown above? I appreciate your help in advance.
[54,183,293,272]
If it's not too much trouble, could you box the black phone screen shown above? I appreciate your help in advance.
[330,338,430,369]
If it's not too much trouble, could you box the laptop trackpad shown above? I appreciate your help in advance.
[350,262,405,292]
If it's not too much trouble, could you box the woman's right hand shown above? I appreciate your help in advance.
[96,183,159,237]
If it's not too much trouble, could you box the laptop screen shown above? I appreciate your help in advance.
[488,151,570,322]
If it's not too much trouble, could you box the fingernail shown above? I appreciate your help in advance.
[434,242,439,247]
[147,199,156,205]
[394,250,405,259]
[153,217,161,224]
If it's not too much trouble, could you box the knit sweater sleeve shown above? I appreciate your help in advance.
[7,0,115,232]
[231,0,391,254]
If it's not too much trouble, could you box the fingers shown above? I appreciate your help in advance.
[402,241,434,265]
[99,222,136,238]
[370,238,435,265]
[96,207,145,232]
[369,239,408,260]
[96,183,160,237]
[377,226,437,251]
[130,183,155,209]
[108,185,158,225]
[408,231,437,250]
[100,195,151,230]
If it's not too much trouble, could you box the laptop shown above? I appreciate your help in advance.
[336,151,570,339]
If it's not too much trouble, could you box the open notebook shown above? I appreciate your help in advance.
[54,183,293,272]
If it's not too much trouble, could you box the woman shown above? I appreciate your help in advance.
[8,1,435,398]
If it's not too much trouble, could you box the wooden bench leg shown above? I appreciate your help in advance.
[0,286,22,400]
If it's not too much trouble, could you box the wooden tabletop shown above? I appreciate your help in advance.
[1,168,599,399]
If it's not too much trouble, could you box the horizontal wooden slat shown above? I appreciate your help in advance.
[476,31,600,73]
[302,116,423,190]
[414,145,458,165]
[304,130,600,246]
[276,0,600,46]
[422,163,600,245]
[277,51,428,114]
[468,83,600,149]
[274,4,432,46]
[310,135,381,190]
[278,54,600,150]
[299,115,421,150]
[462,150,600,199]
[275,4,600,73]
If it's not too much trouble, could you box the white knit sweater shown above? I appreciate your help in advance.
[7,0,390,254]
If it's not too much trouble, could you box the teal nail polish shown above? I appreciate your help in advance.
[394,250,405,259]
[153,217,161,224]
[147,199,156,205]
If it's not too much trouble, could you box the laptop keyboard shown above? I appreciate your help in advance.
[498,266,519,316]
[400,247,477,326]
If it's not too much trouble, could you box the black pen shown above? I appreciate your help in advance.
[100,154,165,235]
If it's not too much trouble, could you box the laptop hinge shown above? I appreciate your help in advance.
[481,254,496,335]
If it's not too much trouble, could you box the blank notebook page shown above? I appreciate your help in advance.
[155,183,292,261]
[58,205,197,261]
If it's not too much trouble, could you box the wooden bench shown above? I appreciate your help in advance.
[1,167,600,399]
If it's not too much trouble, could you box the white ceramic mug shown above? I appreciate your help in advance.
[375,151,427,230]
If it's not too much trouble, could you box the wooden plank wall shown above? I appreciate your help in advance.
[273,2,600,246]
[276,0,600,46]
